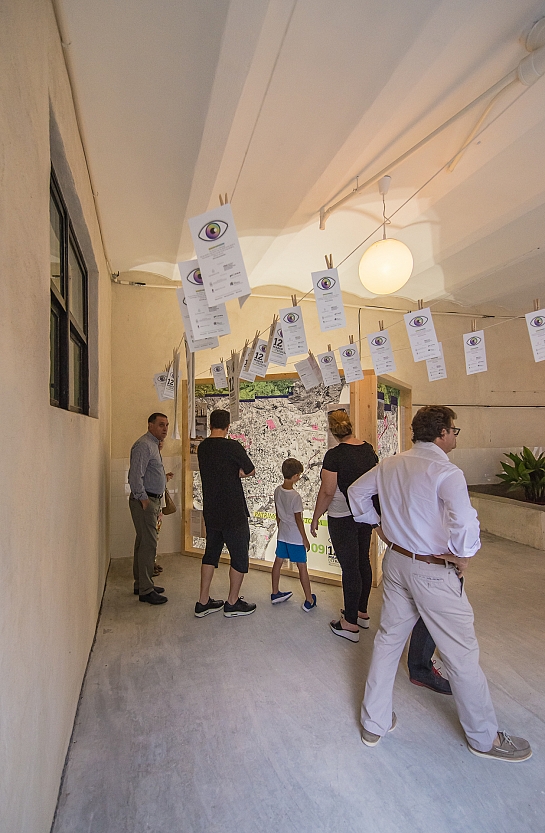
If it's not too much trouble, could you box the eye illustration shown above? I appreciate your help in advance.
[317,277,335,290]
[278,329,283,338]
[157,374,167,384]
[284,313,299,324]
[186,268,203,285]
[371,336,387,347]
[197,220,228,242]
[213,365,222,373]
[321,356,333,364]
[343,348,356,358]
[531,315,545,328]
[409,315,428,328]
[467,336,481,346]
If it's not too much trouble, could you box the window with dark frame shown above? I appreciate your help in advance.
[49,168,89,413]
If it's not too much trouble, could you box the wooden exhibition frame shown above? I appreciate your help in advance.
[181,371,411,587]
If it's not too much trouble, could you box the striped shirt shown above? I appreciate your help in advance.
[128,432,166,502]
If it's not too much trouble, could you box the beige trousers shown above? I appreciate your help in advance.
[129,496,161,596]
[361,548,498,752]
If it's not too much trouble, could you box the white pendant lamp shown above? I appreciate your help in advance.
[358,176,413,295]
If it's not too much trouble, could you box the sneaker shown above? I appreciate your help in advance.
[361,712,397,747]
[341,609,370,629]
[410,662,452,695]
[223,597,257,617]
[330,619,359,642]
[301,594,317,611]
[139,590,168,605]
[468,732,532,762]
[271,590,293,604]
[194,598,225,617]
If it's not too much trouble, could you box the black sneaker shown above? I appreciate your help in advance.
[223,597,257,617]
[194,598,225,618]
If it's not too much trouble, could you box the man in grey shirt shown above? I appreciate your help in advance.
[128,413,171,605]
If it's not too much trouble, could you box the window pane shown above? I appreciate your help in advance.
[50,194,63,295]
[69,336,83,410]
[68,239,85,332]
[50,306,60,402]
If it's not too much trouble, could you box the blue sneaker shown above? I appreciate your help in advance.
[271,590,293,604]
[302,593,317,611]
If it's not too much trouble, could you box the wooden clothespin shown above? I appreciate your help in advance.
[349,334,354,344]
[219,193,229,206]
[379,320,384,331]
[417,299,424,310]
[291,294,297,307]
[471,319,477,333]
[327,344,332,352]
[325,254,333,270]
[534,298,541,312]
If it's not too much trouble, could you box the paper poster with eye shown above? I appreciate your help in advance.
[187,203,251,307]
[153,372,169,401]
[278,306,307,357]
[311,268,346,332]
[163,363,175,400]
[338,344,364,383]
[367,330,396,375]
[525,308,545,362]
[248,337,270,378]
[426,342,447,382]
[294,356,321,390]
[403,308,441,362]
[177,259,230,339]
[269,320,287,366]
[317,351,341,386]
[464,330,487,375]
[238,346,257,383]
[176,288,219,353]
[211,362,227,390]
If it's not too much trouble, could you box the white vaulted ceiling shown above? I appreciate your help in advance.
[54,0,545,310]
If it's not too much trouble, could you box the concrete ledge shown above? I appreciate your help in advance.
[469,491,545,551]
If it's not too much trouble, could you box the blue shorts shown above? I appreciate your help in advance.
[275,540,307,564]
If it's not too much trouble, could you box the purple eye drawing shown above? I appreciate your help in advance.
[198,220,228,241]
[317,276,335,290]
[321,356,333,364]
[467,336,481,347]
[187,268,203,285]
[371,336,387,347]
[343,348,356,358]
[531,315,545,328]
[213,365,222,373]
[410,315,428,328]
[284,312,299,324]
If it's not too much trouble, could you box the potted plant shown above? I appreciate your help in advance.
[497,447,545,505]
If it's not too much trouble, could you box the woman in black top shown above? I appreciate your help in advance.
[310,410,378,642]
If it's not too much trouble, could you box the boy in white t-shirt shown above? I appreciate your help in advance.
[271,458,316,610]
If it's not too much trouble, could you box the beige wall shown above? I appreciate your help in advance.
[0,2,111,831]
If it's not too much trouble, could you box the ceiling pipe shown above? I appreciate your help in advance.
[319,29,545,229]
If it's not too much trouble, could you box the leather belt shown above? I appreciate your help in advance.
[146,491,163,499]
[389,542,449,566]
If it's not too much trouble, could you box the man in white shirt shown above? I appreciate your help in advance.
[348,405,531,762]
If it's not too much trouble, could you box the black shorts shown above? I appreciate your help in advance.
[202,522,250,573]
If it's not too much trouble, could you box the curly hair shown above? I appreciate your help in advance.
[411,406,457,443]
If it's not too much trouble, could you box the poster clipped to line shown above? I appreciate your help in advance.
[248,335,270,378]
[294,354,321,390]
[404,307,441,362]
[177,259,230,339]
[269,319,287,366]
[338,344,364,383]
[176,288,219,352]
[426,342,447,382]
[317,351,341,386]
[187,203,251,307]
[464,330,487,375]
[163,362,175,400]
[311,268,346,332]
[211,361,227,390]
[279,306,307,357]
[239,340,257,382]
[153,371,169,401]
[525,308,545,362]
[367,330,396,375]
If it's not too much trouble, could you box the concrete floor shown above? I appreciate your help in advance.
[53,533,545,833]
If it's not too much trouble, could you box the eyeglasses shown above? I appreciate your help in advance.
[451,427,461,436]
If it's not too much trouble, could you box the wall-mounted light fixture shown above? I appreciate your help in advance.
[358,176,413,295]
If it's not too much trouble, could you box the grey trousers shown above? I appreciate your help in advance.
[129,496,161,596]
[361,548,498,752]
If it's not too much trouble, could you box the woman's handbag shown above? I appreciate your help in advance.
[162,488,177,515]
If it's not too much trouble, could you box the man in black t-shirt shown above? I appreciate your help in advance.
[195,409,257,618]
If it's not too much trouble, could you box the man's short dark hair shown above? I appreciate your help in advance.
[282,458,303,479]
[210,409,231,430]
[148,412,168,424]
[411,406,457,443]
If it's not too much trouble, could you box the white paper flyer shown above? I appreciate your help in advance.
[426,342,447,382]
[153,372,169,401]
[525,308,545,362]
[294,355,321,390]
[269,320,287,366]
[176,288,219,353]
[177,259,230,339]
[211,362,227,390]
[367,330,396,374]
[338,344,364,383]
[464,330,487,375]
[279,306,307,357]
[311,268,346,332]
[248,336,270,378]
[404,308,441,362]
[317,351,341,386]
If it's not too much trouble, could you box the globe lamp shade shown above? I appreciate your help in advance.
[358,238,413,294]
